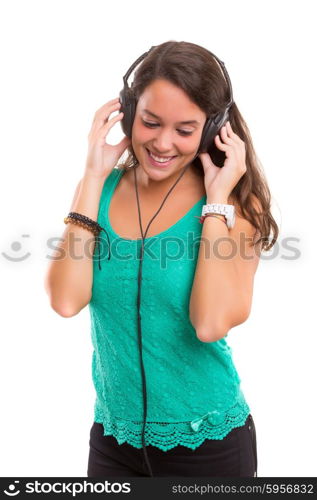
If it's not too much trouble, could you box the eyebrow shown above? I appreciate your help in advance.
[143,109,200,126]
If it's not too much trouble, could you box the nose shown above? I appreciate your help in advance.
[152,128,175,154]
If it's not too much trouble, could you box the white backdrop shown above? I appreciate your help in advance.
[1,0,316,478]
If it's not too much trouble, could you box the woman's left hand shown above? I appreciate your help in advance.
[199,121,247,201]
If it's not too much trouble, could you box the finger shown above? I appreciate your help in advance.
[220,125,235,145]
[91,112,122,143]
[98,112,124,142]
[226,121,237,139]
[95,101,121,123]
[226,121,245,147]
[214,133,230,151]
[198,152,219,171]
[95,98,120,117]
[198,152,213,166]
[89,102,121,137]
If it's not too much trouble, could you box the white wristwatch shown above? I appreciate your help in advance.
[201,203,235,229]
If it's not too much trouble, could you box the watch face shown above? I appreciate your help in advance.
[201,204,235,227]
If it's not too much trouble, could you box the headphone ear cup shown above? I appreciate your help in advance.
[119,87,137,138]
[198,117,218,154]
[197,108,231,154]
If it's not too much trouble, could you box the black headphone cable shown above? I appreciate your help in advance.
[133,158,197,477]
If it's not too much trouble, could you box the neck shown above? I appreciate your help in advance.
[134,163,196,194]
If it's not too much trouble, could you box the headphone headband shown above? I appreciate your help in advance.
[122,46,157,85]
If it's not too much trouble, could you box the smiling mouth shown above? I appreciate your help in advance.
[146,148,178,163]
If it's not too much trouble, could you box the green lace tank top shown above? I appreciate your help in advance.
[89,167,251,451]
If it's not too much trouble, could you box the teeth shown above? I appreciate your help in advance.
[148,150,174,163]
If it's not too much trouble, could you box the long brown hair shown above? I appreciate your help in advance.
[117,41,279,252]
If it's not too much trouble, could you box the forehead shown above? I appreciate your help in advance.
[136,79,206,122]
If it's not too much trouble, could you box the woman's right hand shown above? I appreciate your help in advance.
[84,97,131,179]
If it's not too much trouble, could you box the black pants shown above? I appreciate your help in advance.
[87,414,257,477]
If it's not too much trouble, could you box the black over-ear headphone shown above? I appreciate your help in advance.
[119,45,234,155]
[116,45,234,478]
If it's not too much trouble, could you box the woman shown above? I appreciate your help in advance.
[45,41,278,477]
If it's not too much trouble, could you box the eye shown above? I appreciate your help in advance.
[142,120,158,128]
[177,130,193,137]
[141,120,193,137]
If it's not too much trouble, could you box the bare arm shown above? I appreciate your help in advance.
[44,97,131,317]
[44,174,105,317]
[189,194,260,342]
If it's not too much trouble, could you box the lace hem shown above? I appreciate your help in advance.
[93,399,251,451]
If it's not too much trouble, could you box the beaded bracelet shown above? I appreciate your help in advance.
[64,212,110,269]
[64,212,103,233]
[63,216,100,236]
[195,213,228,226]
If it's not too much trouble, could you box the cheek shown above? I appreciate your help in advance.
[132,122,152,145]
[179,137,200,155]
